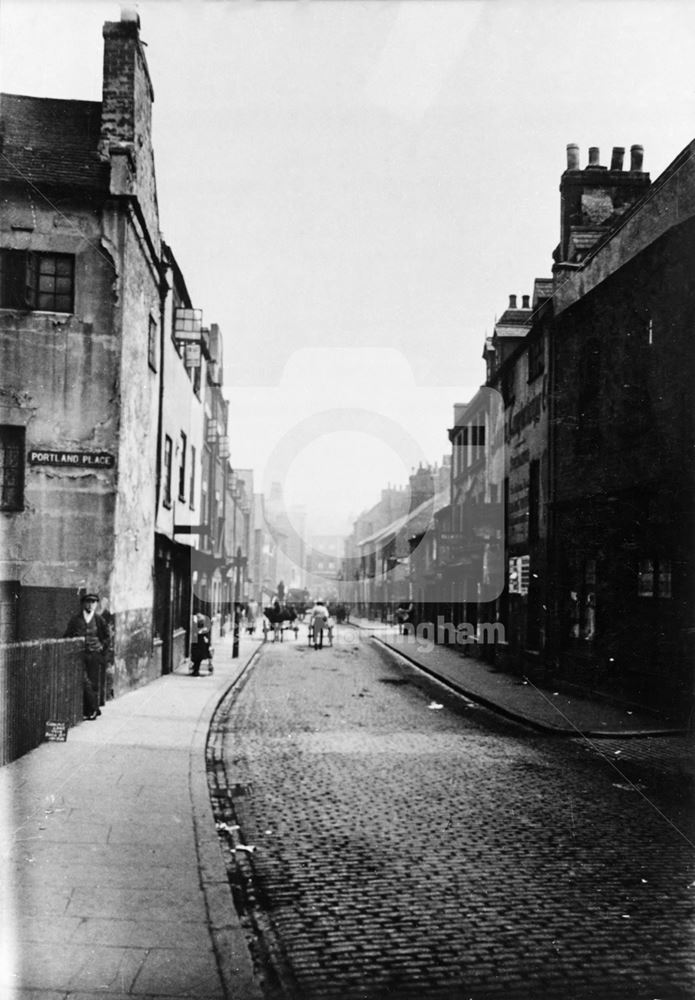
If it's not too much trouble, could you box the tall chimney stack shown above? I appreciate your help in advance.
[588,146,600,167]
[509,294,517,309]
[99,11,159,248]
[100,12,154,153]
[522,295,530,309]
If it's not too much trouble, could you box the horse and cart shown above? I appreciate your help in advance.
[263,603,300,642]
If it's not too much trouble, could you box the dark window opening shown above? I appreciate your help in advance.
[528,459,540,542]
[528,334,544,382]
[566,556,597,643]
[578,338,601,400]
[178,432,187,502]
[638,558,672,598]
[163,435,173,508]
[0,250,74,312]
[189,445,196,509]
[0,425,25,512]
[148,316,157,371]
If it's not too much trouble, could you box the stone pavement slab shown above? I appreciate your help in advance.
[0,633,264,999]
[354,619,685,736]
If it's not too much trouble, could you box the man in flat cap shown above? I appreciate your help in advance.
[64,591,110,719]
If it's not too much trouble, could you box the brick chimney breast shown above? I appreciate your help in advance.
[100,15,154,156]
[556,141,650,265]
[99,15,160,252]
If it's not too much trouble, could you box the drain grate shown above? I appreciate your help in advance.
[378,677,410,686]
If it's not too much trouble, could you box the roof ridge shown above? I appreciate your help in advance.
[1,92,102,109]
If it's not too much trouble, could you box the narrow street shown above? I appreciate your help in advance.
[209,627,695,1000]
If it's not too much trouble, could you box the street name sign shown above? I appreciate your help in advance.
[29,450,115,468]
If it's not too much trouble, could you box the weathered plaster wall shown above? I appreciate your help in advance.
[0,192,119,638]
[97,17,165,690]
[155,267,206,540]
[106,207,160,691]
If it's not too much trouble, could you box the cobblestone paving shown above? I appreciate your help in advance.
[212,631,695,1000]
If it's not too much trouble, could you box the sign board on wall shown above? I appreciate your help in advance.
[184,342,201,368]
[28,451,115,468]
[508,555,530,595]
[44,720,68,742]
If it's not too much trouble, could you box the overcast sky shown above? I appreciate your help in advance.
[2,0,694,534]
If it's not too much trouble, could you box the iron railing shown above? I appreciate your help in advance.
[0,638,84,766]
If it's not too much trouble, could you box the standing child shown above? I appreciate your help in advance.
[190,613,213,675]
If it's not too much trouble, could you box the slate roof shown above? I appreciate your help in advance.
[495,308,532,329]
[0,93,108,193]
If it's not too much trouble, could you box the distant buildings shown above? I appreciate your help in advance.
[306,534,346,602]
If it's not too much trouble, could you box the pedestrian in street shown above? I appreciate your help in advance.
[396,601,414,634]
[99,596,116,701]
[270,598,283,642]
[190,612,212,675]
[309,599,329,649]
[245,599,258,635]
[64,591,109,720]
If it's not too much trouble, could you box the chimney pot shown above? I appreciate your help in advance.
[121,6,140,26]
[588,146,600,167]
[566,143,580,170]
[509,294,517,309]
[610,146,625,171]
[522,295,530,309]
[630,144,644,171]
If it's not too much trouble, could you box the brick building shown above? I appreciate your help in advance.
[429,141,693,718]
[548,141,695,711]
[343,485,410,615]
[479,284,552,665]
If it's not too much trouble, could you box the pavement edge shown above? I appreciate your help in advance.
[368,631,685,739]
[189,643,266,1000]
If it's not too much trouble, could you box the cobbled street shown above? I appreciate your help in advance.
[209,629,695,1000]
